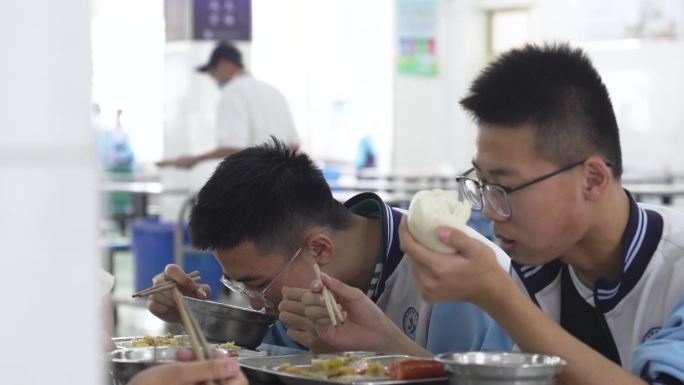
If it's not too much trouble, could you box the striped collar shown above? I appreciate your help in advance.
[343,192,404,302]
[512,190,664,312]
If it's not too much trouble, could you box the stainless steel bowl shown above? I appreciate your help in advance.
[185,296,275,349]
[435,352,566,385]
[109,347,223,385]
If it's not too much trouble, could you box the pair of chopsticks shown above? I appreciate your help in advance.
[132,274,226,385]
[131,270,201,298]
[313,264,344,326]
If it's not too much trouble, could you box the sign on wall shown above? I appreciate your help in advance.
[396,0,439,77]
[193,0,251,41]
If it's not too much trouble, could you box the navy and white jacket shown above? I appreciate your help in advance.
[511,192,684,384]
[262,192,513,355]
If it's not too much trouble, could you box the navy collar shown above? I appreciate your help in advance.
[593,191,663,312]
[513,190,663,312]
[511,260,562,306]
[343,192,404,302]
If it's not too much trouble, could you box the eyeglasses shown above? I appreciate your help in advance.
[456,159,612,218]
[220,246,303,309]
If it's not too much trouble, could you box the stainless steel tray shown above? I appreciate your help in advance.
[112,335,189,349]
[112,335,267,358]
[238,352,448,385]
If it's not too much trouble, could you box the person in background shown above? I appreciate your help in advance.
[157,42,299,169]
[99,269,247,385]
[94,105,135,234]
[94,105,135,172]
[303,43,684,384]
[147,137,512,356]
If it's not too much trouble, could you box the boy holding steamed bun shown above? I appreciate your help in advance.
[304,44,684,384]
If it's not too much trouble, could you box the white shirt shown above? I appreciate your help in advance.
[510,195,684,371]
[215,74,299,148]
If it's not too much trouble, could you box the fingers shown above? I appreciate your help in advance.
[304,302,334,320]
[163,265,209,299]
[147,265,210,322]
[128,358,245,385]
[174,348,195,361]
[278,299,307,319]
[176,358,243,384]
[281,286,307,301]
[279,286,311,321]
[435,226,479,255]
[195,284,211,299]
[279,310,312,327]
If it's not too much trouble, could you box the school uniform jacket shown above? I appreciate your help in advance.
[511,192,684,384]
[262,192,513,354]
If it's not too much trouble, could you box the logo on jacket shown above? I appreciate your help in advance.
[403,307,419,340]
[642,326,662,342]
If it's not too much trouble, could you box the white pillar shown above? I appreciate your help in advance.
[0,1,100,384]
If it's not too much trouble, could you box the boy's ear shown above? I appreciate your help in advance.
[304,231,334,267]
[583,156,612,201]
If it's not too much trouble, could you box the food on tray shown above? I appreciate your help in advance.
[388,358,445,380]
[216,341,237,349]
[408,189,472,253]
[275,356,388,380]
[130,334,185,348]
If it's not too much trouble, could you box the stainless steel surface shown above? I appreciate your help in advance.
[184,296,276,349]
[112,335,189,349]
[435,352,565,385]
[109,346,225,385]
[239,352,449,385]
[112,335,268,357]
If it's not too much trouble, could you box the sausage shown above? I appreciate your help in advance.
[388,359,445,380]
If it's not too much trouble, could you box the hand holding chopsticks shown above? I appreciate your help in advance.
[132,273,227,385]
[132,270,201,298]
[313,263,344,326]
[171,287,226,385]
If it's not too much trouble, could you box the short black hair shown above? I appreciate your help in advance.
[189,137,351,254]
[196,41,244,72]
[460,43,623,177]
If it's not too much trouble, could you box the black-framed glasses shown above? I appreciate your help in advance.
[456,159,613,218]
[219,246,303,309]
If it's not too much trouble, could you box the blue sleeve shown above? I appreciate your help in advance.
[257,320,308,355]
[632,295,684,384]
[425,302,513,354]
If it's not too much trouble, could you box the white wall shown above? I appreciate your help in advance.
[585,40,684,174]
[534,0,684,173]
[92,0,165,164]
[0,1,100,384]
[393,0,489,173]
[252,0,394,169]
[394,0,684,174]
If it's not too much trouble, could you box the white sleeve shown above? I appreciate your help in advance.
[465,226,511,271]
[215,88,250,148]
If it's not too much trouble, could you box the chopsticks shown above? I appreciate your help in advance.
[313,263,344,326]
[131,270,200,298]
[171,287,226,385]
[132,273,226,385]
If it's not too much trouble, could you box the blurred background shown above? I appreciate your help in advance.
[3,0,684,383]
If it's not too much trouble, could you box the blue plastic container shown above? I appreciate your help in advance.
[131,219,222,299]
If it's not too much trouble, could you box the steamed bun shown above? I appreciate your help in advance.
[407,189,472,253]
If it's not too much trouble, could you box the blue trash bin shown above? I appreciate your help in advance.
[131,219,222,299]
